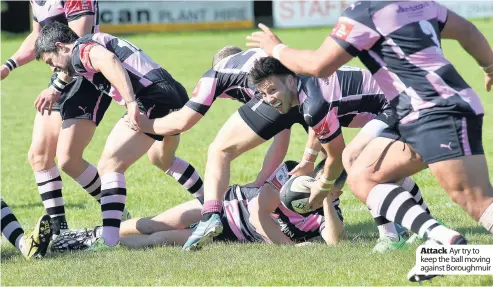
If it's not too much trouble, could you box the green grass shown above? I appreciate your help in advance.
[1,20,493,286]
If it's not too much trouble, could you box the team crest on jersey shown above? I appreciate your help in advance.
[331,21,354,41]
[313,117,330,137]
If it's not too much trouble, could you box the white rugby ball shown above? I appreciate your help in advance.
[279,175,315,214]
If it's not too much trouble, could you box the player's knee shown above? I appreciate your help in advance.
[97,155,129,175]
[28,144,54,170]
[341,147,356,171]
[208,140,235,161]
[56,152,81,175]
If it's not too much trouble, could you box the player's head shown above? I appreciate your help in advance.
[35,22,79,76]
[212,46,242,68]
[249,57,297,114]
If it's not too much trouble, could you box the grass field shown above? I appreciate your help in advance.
[1,20,493,286]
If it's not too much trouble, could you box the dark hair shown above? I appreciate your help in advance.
[35,22,79,60]
[212,46,242,68]
[248,57,295,85]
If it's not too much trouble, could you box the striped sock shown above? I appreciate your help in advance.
[400,177,431,214]
[372,212,399,241]
[1,198,25,250]
[165,157,204,198]
[366,184,461,244]
[100,172,126,246]
[34,167,68,231]
[75,164,102,203]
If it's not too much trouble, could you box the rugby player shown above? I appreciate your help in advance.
[247,1,493,282]
[1,0,113,236]
[135,46,312,188]
[184,59,432,253]
[250,58,434,252]
[53,160,344,250]
[34,22,204,250]
[1,198,52,259]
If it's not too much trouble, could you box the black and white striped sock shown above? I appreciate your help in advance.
[1,198,24,250]
[366,184,461,244]
[75,164,102,202]
[166,157,204,198]
[401,177,430,214]
[100,172,126,246]
[34,167,68,231]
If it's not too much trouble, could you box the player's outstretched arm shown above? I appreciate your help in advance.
[246,23,353,78]
[139,105,204,136]
[250,129,291,187]
[1,21,42,80]
[440,10,493,92]
[320,196,344,245]
[248,184,294,245]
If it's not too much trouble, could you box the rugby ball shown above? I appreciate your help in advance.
[280,175,315,214]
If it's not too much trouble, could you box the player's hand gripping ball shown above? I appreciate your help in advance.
[280,175,316,214]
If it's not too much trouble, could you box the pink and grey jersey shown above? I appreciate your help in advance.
[31,0,99,32]
[71,33,175,105]
[219,162,342,243]
[299,67,387,144]
[330,1,484,123]
[186,48,268,115]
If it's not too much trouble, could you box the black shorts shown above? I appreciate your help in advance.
[380,114,484,164]
[238,97,308,140]
[374,106,399,127]
[127,80,189,141]
[51,76,111,126]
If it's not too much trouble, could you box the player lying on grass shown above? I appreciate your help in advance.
[247,2,493,283]
[1,0,113,237]
[34,22,205,251]
[51,160,344,251]
[1,198,52,259]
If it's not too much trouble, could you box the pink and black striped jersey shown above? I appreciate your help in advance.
[221,162,341,243]
[71,33,175,105]
[298,67,387,144]
[186,48,267,115]
[330,1,484,123]
[31,0,99,32]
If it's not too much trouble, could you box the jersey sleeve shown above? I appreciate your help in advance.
[301,78,342,144]
[64,0,96,22]
[435,2,448,31]
[329,2,381,57]
[185,69,224,116]
[71,42,99,76]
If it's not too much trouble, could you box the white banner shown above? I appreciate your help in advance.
[273,0,353,28]
[273,0,493,29]
[98,1,254,33]
[416,245,493,275]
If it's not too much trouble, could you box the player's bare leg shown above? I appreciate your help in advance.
[89,119,155,250]
[56,119,104,203]
[343,120,431,252]
[28,112,66,233]
[183,111,267,251]
[120,229,193,249]
[429,155,493,226]
[347,137,467,282]
[120,199,201,236]
[148,136,204,198]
